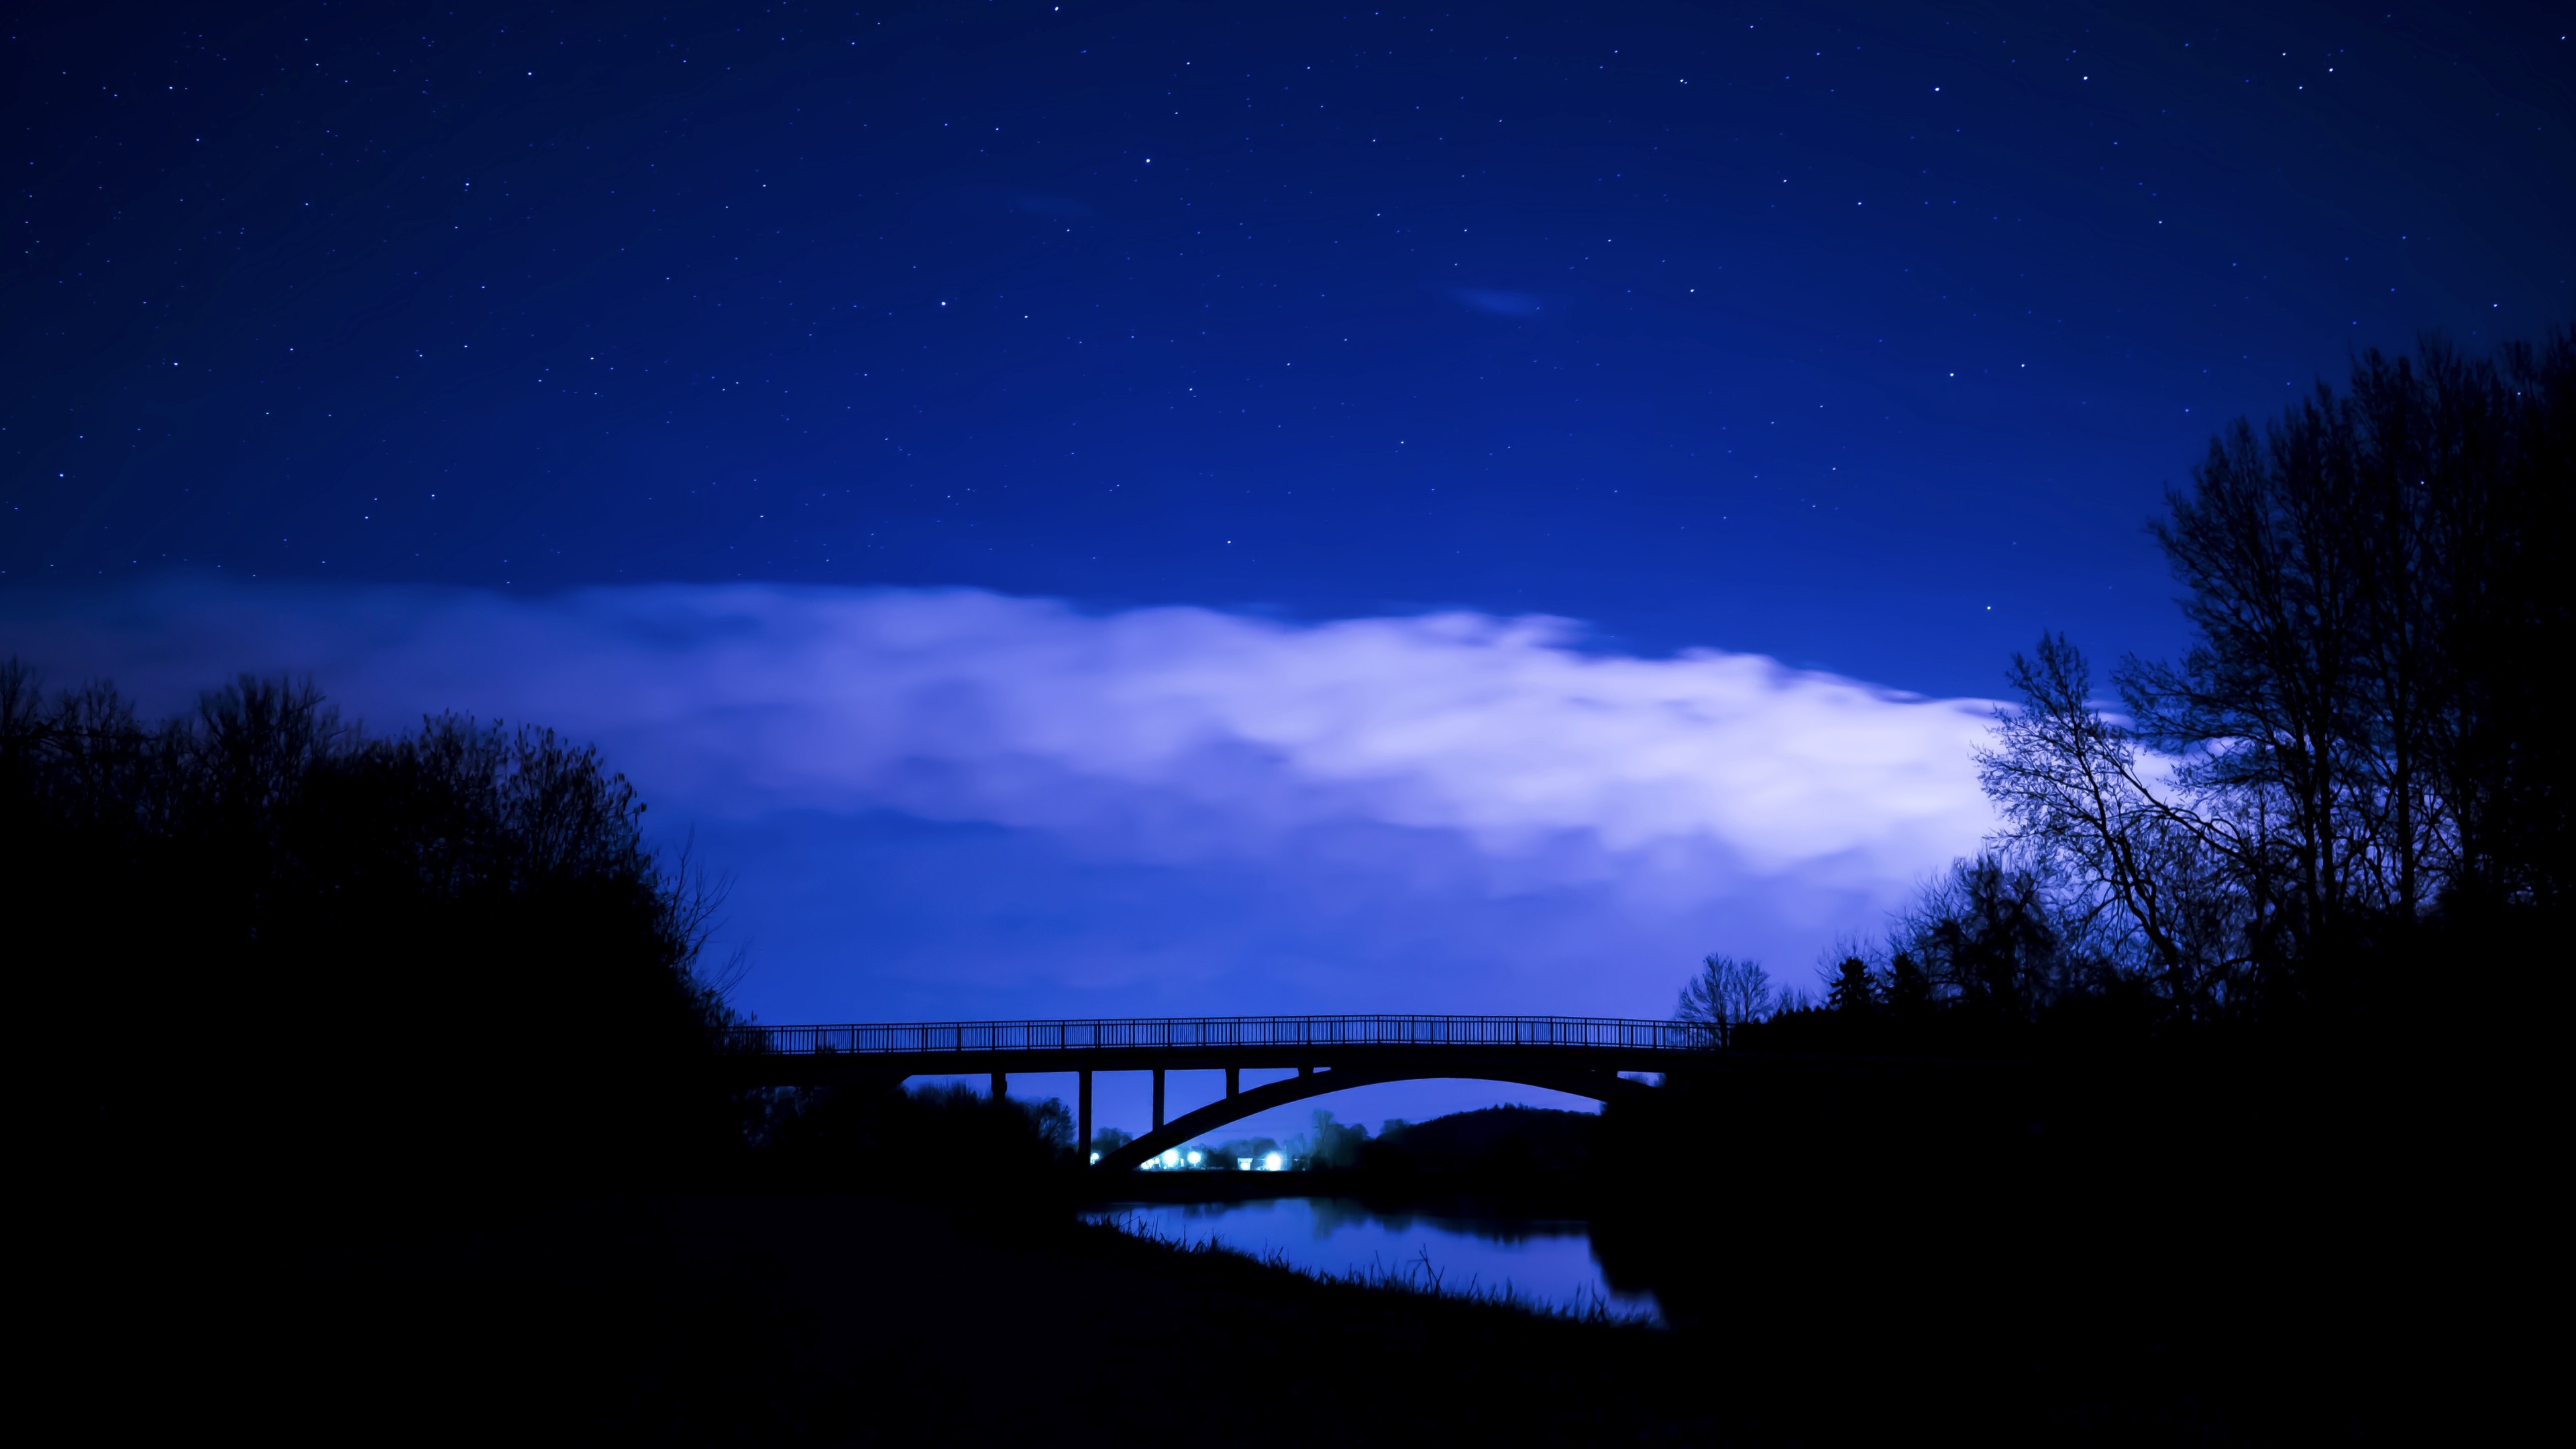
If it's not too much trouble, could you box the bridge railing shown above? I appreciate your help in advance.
[722,1015,1718,1057]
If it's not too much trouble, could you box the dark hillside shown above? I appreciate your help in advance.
[1364,1104,1597,1179]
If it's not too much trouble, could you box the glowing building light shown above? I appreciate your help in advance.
[1159,1148,1182,1169]
[1263,1152,1286,1172]
[1237,1157,1254,1171]
[1089,1152,1101,1165]
[1185,1150,1203,1167]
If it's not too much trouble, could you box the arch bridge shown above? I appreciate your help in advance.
[724,1015,1716,1171]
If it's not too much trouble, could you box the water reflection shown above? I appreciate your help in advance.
[1088,1197,1660,1324]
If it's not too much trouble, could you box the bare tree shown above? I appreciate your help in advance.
[1676,954,1774,1046]
[1977,635,2255,1016]
[2127,385,2413,965]
[1889,855,2083,1019]
[2115,331,2573,943]
[1981,329,2572,1017]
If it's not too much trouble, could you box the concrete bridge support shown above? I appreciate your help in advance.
[1078,1070,1093,1161]
[1152,1068,1166,1130]
[990,1071,1007,1101]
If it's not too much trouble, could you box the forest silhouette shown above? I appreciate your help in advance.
[0,674,751,1189]
[1683,329,2569,1061]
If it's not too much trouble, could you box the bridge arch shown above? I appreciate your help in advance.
[1096,1066,1653,1173]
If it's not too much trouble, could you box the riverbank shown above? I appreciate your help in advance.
[34,1163,2436,1446]
[1080,1165,1590,1217]
[55,1187,1713,1445]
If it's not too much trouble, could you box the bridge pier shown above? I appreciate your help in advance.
[1152,1068,1165,1130]
[990,1071,1007,1101]
[1226,1067,1239,1099]
[1299,1065,1313,1079]
[1079,1070,1092,1162]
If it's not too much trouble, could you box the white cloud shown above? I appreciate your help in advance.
[4,580,2004,1016]
[9,580,1998,875]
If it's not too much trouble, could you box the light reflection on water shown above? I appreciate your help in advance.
[1087,1197,1660,1324]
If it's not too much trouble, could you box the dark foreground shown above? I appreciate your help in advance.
[36,1146,2474,1448]
[32,1039,2521,1446]
[63,1189,1715,1445]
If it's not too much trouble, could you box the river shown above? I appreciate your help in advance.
[1086,1195,1662,1324]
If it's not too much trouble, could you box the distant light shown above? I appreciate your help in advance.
[1263,1152,1286,1172]
[1160,1148,1182,1169]
[1089,1151,1100,1165]
[1238,1157,1254,1171]
[1186,1150,1203,1167]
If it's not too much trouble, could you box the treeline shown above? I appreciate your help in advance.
[746,1080,1081,1207]
[1693,329,2573,1055]
[0,661,1120,1202]
[1,665,748,1187]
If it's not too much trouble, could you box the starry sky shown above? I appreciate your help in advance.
[5,2,2570,1136]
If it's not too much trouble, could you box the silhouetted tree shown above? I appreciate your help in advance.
[1890,856,2082,1020]
[1675,954,1774,1046]
[2,665,746,1186]
[1980,635,2255,1018]
[1291,1110,1371,1170]
[1978,328,2571,1019]
[1824,957,1878,1014]
[764,1081,1077,1190]
[1884,952,1933,1018]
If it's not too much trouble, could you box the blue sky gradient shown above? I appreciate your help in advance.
[5,0,2569,1137]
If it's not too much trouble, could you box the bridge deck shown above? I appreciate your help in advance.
[722,1014,1715,1079]
[716,1015,2005,1171]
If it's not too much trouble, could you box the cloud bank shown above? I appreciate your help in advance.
[3,580,2002,1020]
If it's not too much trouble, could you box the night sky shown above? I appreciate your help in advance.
[6,2,2570,1135]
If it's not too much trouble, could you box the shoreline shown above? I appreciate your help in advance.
[1076,1166,1597,1214]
